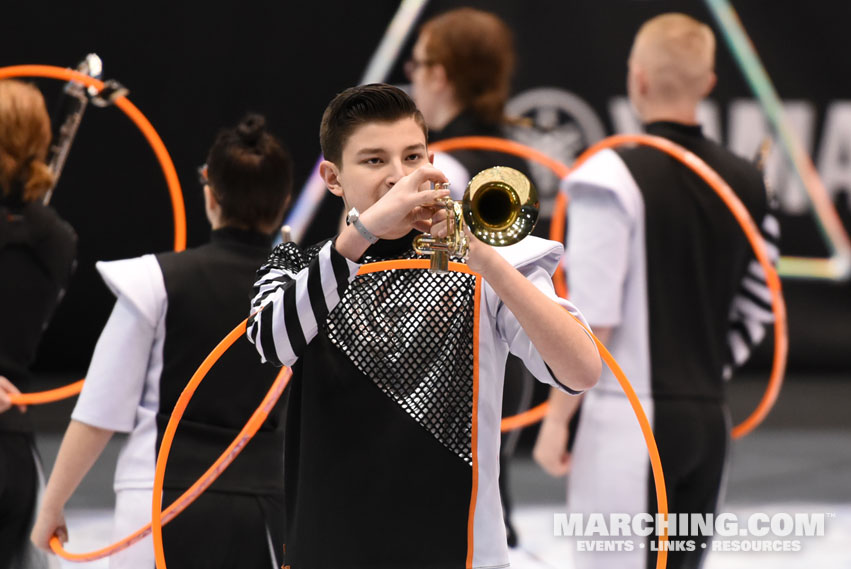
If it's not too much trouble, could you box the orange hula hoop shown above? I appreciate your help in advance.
[7,379,85,406]
[431,135,786,440]
[46,315,290,562]
[1,64,187,407]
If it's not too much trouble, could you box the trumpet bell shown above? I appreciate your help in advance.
[462,166,538,246]
[412,166,538,273]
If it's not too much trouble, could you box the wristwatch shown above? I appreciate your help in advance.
[346,207,379,244]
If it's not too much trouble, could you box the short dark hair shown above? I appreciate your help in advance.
[319,83,427,165]
[206,114,293,231]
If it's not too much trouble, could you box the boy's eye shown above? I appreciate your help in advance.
[406,153,423,161]
[362,157,383,165]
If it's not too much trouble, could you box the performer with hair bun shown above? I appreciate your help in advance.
[31,114,293,568]
[0,79,76,569]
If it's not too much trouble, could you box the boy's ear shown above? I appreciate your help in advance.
[428,150,435,164]
[319,160,343,197]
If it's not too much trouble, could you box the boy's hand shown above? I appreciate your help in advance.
[359,165,449,238]
[427,205,450,238]
[0,376,26,414]
[31,506,68,552]
[463,227,503,276]
[533,416,573,477]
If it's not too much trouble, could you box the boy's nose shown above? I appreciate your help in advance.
[386,159,408,187]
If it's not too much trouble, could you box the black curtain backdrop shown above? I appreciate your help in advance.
[1,0,848,375]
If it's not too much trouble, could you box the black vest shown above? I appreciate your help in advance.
[155,228,284,493]
[616,121,768,400]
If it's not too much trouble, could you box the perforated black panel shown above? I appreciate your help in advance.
[325,251,477,464]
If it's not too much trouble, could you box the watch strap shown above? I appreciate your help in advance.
[347,207,378,244]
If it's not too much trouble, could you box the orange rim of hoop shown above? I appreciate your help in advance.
[2,64,187,408]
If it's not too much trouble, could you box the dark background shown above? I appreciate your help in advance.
[1,0,848,377]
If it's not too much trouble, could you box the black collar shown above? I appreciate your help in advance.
[645,121,704,139]
[210,226,275,249]
[429,110,503,143]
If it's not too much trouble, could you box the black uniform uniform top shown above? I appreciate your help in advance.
[0,199,76,433]
[615,121,771,401]
[154,227,285,494]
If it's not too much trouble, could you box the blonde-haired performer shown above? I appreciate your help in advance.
[0,79,77,569]
[629,12,717,106]
[534,13,778,569]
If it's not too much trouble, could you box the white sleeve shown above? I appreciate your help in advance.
[491,237,596,394]
[564,182,633,328]
[724,209,780,378]
[71,255,165,432]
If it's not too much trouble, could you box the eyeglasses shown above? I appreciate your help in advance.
[197,163,208,187]
[403,57,435,79]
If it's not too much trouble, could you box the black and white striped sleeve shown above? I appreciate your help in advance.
[724,210,780,379]
[247,240,360,367]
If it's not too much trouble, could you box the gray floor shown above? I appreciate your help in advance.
[508,373,851,506]
[27,372,851,567]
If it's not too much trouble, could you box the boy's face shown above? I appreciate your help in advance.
[324,116,429,221]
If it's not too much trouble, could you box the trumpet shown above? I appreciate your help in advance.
[413,166,539,273]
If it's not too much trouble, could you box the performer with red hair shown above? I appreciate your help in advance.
[0,79,76,569]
